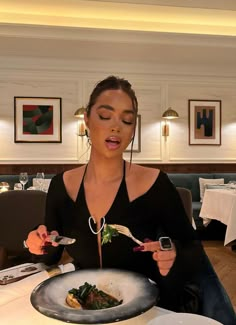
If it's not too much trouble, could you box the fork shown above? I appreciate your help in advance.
[109,224,143,245]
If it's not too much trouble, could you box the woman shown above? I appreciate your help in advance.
[25,76,235,322]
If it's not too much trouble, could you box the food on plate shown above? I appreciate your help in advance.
[102,224,119,245]
[66,282,123,310]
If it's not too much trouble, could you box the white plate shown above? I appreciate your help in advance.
[148,313,222,325]
[30,268,158,324]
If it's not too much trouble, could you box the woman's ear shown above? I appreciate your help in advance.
[84,111,89,129]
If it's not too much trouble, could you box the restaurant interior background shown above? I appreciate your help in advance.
[1,0,236,174]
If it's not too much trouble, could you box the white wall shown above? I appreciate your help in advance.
[1,51,236,164]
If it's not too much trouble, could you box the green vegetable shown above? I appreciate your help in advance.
[68,282,123,310]
[101,224,119,245]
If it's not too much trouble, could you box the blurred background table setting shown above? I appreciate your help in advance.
[200,188,236,246]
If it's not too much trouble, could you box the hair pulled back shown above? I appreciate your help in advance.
[86,76,138,117]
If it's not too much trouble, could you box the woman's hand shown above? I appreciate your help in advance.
[134,240,176,276]
[25,225,59,255]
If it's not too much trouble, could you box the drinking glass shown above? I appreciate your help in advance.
[228,181,236,190]
[19,172,28,190]
[36,172,45,190]
[14,183,22,190]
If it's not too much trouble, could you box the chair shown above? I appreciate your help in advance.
[0,246,8,270]
[176,187,236,324]
[0,190,47,268]
[176,187,193,224]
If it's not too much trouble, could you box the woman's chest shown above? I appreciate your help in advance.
[84,180,127,220]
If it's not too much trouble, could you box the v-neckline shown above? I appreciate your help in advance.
[81,175,125,221]
[79,161,127,221]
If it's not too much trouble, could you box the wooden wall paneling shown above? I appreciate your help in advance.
[0,163,236,175]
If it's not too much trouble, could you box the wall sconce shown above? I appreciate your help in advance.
[162,107,179,138]
[74,106,86,136]
[0,182,9,193]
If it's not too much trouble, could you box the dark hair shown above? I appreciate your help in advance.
[86,76,138,117]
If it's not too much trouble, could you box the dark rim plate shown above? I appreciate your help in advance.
[30,268,159,324]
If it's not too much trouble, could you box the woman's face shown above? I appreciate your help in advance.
[85,89,136,157]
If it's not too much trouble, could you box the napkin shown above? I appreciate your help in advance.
[0,263,75,306]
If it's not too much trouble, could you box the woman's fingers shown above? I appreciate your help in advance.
[133,240,176,276]
[142,241,162,252]
[26,225,61,254]
[36,225,48,240]
[153,250,176,276]
[46,230,59,247]
[27,230,46,255]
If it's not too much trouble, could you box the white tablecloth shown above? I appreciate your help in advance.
[200,189,236,245]
[32,178,51,192]
[0,295,170,325]
[0,264,171,325]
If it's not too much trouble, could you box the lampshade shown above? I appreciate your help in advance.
[74,106,86,118]
[162,107,179,119]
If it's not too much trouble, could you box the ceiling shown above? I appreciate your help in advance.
[1,0,236,35]
[0,0,236,70]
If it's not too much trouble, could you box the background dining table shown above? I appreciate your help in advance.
[200,188,236,246]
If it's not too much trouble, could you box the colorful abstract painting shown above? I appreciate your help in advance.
[22,104,53,135]
[14,97,61,143]
[189,100,221,145]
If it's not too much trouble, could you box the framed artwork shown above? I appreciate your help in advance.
[125,114,141,152]
[188,99,221,145]
[14,97,62,143]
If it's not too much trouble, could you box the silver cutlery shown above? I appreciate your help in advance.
[109,224,143,245]
[49,235,76,245]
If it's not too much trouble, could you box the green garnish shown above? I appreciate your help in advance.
[69,282,123,309]
[102,224,119,245]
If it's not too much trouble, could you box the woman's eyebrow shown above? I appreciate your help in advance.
[97,105,134,115]
[97,105,114,111]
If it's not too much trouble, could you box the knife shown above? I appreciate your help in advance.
[48,235,76,245]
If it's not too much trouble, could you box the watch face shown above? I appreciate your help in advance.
[159,237,172,250]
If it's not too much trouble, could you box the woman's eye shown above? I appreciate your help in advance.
[99,115,110,120]
[123,120,133,125]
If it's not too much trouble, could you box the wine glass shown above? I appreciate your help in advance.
[14,183,22,190]
[36,172,45,191]
[19,172,28,190]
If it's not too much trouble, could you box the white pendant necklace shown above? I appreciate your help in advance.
[88,216,105,235]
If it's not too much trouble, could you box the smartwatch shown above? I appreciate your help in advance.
[159,237,172,251]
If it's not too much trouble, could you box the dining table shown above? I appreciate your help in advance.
[0,263,172,325]
[199,188,236,246]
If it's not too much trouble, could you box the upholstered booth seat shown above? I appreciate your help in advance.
[0,246,8,270]
[168,173,236,232]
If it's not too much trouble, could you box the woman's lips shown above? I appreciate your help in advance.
[105,136,121,150]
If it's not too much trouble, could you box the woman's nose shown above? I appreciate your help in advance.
[111,120,121,132]
[111,126,120,133]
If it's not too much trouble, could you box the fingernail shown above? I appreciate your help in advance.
[43,241,52,246]
[133,245,145,252]
[144,238,152,243]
